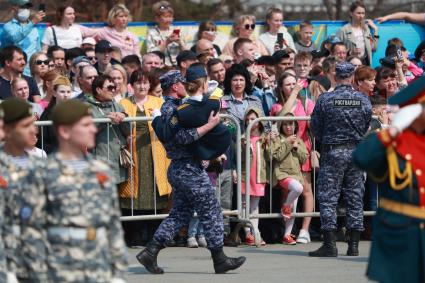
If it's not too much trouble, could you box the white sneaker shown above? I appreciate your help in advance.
[187,237,198,248]
[296,229,311,244]
[197,236,207,248]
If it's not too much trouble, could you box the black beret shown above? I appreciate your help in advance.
[1,98,32,124]
[52,100,92,126]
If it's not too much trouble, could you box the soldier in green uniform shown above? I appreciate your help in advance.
[0,105,19,283]
[40,100,128,283]
[353,76,425,283]
[1,98,46,283]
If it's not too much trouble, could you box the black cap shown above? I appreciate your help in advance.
[52,100,92,126]
[1,98,32,124]
[95,40,113,53]
[272,50,290,64]
[176,50,197,67]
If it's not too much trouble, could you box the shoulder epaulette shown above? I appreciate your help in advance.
[177,103,189,110]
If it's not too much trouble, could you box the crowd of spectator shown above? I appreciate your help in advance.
[1,0,425,247]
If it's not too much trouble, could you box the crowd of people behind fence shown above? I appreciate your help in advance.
[1,0,425,249]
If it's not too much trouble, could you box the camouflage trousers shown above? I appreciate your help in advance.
[317,146,365,231]
[154,159,224,249]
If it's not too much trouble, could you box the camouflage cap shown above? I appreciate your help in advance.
[52,100,92,127]
[1,98,32,124]
[159,70,185,91]
[335,61,356,79]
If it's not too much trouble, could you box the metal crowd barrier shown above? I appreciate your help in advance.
[35,114,244,223]
[244,116,377,246]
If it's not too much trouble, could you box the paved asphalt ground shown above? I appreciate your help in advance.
[125,241,373,283]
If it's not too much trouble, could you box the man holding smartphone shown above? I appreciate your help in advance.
[2,0,46,76]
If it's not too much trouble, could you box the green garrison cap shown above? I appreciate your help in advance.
[388,76,425,106]
[1,98,32,124]
[52,100,92,126]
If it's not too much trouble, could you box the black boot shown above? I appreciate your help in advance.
[346,230,361,256]
[211,247,246,274]
[136,239,165,274]
[308,231,338,257]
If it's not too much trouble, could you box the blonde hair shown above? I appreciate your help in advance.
[264,8,283,31]
[29,51,48,77]
[11,77,28,91]
[231,14,256,37]
[183,78,207,95]
[107,4,132,27]
[104,64,128,94]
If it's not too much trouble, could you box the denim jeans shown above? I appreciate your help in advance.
[188,215,204,237]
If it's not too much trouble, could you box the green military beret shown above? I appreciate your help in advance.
[1,98,32,124]
[52,100,92,126]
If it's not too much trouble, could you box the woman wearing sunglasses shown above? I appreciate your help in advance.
[86,75,130,186]
[222,14,269,59]
[29,52,50,99]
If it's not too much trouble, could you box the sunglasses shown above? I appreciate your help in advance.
[244,24,255,30]
[36,60,50,66]
[224,59,234,64]
[87,56,96,61]
[159,5,170,10]
[105,85,116,91]
[205,28,216,32]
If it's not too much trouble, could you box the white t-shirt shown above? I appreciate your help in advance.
[258,30,296,55]
[42,25,83,49]
[352,28,366,58]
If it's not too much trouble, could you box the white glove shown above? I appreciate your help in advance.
[207,80,219,95]
[152,109,161,118]
[391,103,423,135]
[110,278,127,283]
[7,272,18,283]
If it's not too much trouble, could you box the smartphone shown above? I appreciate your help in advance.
[396,46,403,61]
[38,3,45,11]
[277,33,284,49]
[172,29,180,37]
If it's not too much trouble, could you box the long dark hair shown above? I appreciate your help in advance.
[275,72,297,104]
[223,64,253,95]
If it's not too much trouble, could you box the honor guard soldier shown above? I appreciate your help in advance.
[0,105,19,283]
[309,62,372,257]
[137,65,245,274]
[353,76,425,283]
[1,98,47,283]
[40,100,128,283]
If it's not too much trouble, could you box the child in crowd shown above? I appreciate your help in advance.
[242,107,268,246]
[146,1,186,67]
[294,21,317,53]
[25,129,47,158]
[268,112,307,245]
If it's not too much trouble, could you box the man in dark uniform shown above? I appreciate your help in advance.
[309,62,372,257]
[353,76,425,283]
[136,68,245,274]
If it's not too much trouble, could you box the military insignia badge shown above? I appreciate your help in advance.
[96,172,108,186]
[20,206,32,221]
[0,176,7,189]
[170,115,178,126]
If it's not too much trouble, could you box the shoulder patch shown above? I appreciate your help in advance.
[0,176,8,189]
[177,103,189,111]
[170,115,178,126]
